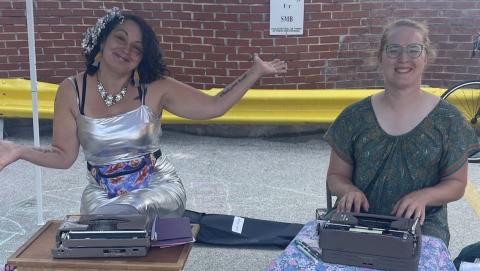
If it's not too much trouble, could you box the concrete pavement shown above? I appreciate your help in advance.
[1,121,479,270]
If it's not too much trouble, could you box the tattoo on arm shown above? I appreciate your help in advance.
[33,147,60,154]
[219,71,250,97]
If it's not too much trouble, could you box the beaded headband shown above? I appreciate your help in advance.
[81,7,124,55]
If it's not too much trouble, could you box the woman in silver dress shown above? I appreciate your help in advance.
[0,8,287,220]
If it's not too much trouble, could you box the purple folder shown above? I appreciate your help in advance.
[151,217,194,248]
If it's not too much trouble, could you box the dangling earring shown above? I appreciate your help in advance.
[134,69,140,87]
[93,52,102,67]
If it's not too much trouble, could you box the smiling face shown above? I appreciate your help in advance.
[101,19,143,74]
[379,26,428,91]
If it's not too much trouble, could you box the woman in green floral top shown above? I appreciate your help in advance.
[324,19,480,246]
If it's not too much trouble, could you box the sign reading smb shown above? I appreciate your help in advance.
[270,0,304,35]
[281,16,294,22]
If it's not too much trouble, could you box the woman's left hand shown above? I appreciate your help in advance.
[252,53,287,76]
[391,190,428,225]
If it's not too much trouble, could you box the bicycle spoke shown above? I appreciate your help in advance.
[441,81,480,163]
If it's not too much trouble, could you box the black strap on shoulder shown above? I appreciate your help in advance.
[137,86,143,105]
[137,84,147,105]
[81,72,87,115]
[72,77,79,98]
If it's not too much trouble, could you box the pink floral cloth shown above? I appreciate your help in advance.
[267,220,456,271]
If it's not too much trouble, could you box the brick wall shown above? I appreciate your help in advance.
[1,0,480,89]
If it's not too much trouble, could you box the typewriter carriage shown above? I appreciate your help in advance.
[317,212,421,271]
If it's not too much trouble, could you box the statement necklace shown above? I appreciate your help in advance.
[96,79,129,107]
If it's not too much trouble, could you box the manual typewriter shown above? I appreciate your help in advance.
[52,214,151,258]
[317,212,421,271]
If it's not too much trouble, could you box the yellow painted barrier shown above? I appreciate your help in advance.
[0,79,57,119]
[0,78,447,125]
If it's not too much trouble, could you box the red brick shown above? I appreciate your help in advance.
[193,30,214,37]
[193,12,214,21]
[226,5,250,13]
[8,54,29,63]
[321,20,341,28]
[182,37,202,44]
[308,11,332,20]
[238,32,262,39]
[183,52,204,60]
[61,17,82,25]
[164,36,181,43]
[4,9,25,17]
[193,75,213,84]
[162,20,181,28]
[194,60,214,68]
[172,12,190,20]
[5,40,26,48]
[39,32,63,40]
[61,2,82,9]
[239,14,263,22]
[11,1,25,9]
[161,3,182,12]
[0,63,20,70]
[322,3,342,12]
[204,38,226,46]
[184,67,206,76]
[36,1,59,9]
[204,5,225,13]
[0,17,25,25]
[0,2,12,9]
[286,45,307,54]
[251,22,268,31]
[215,61,238,69]
[9,71,30,78]
[215,76,235,85]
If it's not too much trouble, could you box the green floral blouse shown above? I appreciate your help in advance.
[324,96,480,246]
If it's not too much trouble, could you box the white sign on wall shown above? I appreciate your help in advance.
[270,0,304,36]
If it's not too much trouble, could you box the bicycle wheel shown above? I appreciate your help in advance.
[441,80,480,163]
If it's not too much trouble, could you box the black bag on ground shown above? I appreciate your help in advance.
[454,242,480,269]
[183,210,303,248]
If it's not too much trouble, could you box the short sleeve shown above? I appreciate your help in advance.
[323,105,357,165]
[439,103,480,177]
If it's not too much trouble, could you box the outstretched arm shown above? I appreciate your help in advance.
[159,54,287,120]
[0,79,80,171]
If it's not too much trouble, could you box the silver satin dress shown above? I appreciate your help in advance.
[77,105,186,219]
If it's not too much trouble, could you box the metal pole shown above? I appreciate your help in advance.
[26,0,44,225]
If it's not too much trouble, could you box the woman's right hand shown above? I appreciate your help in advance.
[336,189,370,213]
[0,140,22,171]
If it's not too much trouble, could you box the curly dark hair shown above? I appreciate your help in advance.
[84,13,168,84]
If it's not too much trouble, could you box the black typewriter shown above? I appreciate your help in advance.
[317,212,421,271]
[52,214,151,258]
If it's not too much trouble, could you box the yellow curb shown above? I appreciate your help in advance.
[0,78,447,124]
[465,181,480,217]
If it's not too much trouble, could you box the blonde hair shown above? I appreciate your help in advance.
[377,19,437,62]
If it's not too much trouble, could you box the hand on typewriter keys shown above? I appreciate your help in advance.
[391,190,427,225]
[337,189,369,213]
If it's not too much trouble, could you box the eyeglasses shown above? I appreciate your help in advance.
[384,43,425,59]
